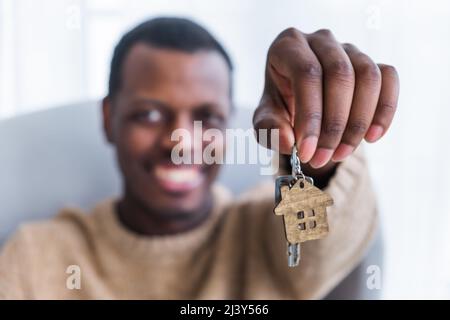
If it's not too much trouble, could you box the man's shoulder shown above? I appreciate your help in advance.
[2,199,115,257]
[229,179,275,214]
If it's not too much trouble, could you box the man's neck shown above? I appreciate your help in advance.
[116,193,213,236]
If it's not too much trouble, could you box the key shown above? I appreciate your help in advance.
[274,145,334,267]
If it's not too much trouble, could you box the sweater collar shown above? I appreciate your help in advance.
[92,184,232,260]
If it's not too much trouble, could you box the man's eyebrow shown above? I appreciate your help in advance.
[131,98,172,109]
[130,98,229,117]
[194,103,228,117]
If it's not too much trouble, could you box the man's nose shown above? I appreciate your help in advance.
[160,114,199,152]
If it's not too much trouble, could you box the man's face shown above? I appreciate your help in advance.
[104,44,231,216]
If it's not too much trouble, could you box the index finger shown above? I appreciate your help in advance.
[268,29,323,163]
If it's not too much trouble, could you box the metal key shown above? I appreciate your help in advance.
[274,145,332,267]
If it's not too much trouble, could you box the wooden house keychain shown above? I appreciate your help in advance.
[274,145,334,267]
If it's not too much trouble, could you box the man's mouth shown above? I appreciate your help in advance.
[153,164,204,194]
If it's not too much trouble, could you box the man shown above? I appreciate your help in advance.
[0,17,398,299]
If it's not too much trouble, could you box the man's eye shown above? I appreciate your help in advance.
[195,110,225,127]
[136,109,162,124]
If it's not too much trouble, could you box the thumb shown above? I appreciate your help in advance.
[253,94,295,155]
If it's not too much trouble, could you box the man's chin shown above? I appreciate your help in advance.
[141,187,213,217]
[144,199,211,221]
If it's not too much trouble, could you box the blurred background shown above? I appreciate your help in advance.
[1,0,449,299]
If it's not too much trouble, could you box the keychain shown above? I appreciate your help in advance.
[274,145,334,267]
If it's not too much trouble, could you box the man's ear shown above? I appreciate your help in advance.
[102,96,114,144]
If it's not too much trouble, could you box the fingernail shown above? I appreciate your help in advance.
[309,148,334,169]
[365,125,384,143]
[298,136,318,163]
[332,143,354,162]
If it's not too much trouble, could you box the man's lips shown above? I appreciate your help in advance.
[153,164,204,194]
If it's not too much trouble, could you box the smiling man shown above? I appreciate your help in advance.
[0,17,398,299]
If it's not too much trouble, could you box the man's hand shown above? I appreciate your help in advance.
[253,28,399,169]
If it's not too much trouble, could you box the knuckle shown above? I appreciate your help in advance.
[304,111,322,129]
[378,102,397,116]
[348,119,369,135]
[381,64,399,79]
[323,119,346,137]
[296,61,322,80]
[279,27,302,39]
[268,39,284,56]
[314,28,333,37]
[268,36,298,60]
[304,111,322,133]
[327,59,355,82]
[357,62,382,84]
[304,111,322,122]
[342,42,356,51]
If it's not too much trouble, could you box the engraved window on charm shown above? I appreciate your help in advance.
[297,210,317,230]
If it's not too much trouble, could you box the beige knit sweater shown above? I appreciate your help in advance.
[0,148,378,299]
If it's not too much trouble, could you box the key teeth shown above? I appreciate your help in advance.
[287,242,300,267]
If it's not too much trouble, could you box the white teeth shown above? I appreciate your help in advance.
[155,167,201,184]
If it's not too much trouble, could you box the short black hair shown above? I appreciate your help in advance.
[108,17,233,99]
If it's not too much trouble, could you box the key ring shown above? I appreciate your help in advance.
[290,144,305,182]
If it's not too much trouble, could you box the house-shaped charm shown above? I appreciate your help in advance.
[274,178,334,244]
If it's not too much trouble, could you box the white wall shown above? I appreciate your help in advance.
[1,0,450,298]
